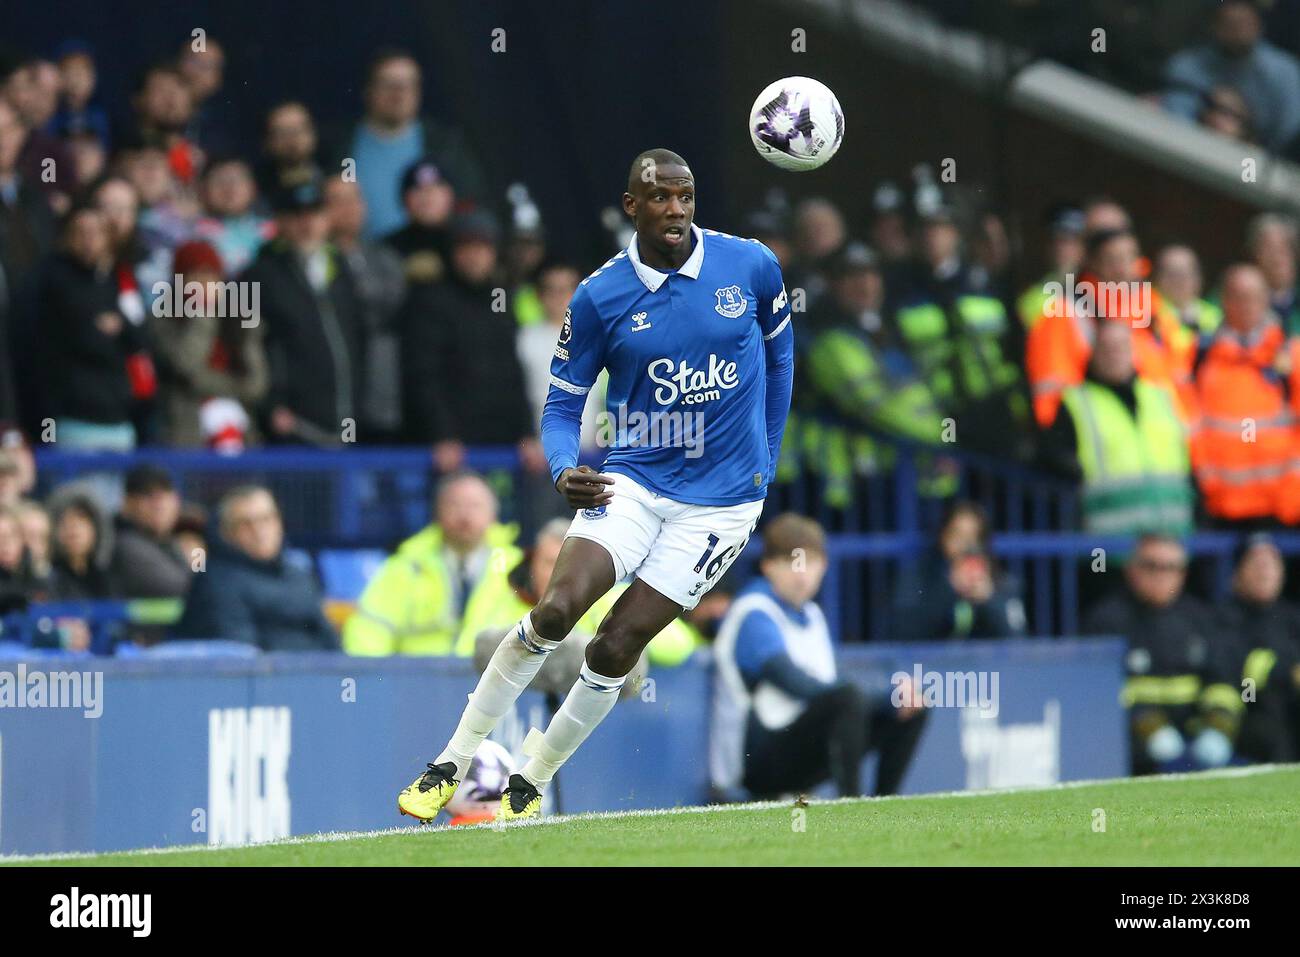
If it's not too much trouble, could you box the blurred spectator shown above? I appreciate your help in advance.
[0,54,73,213]
[1245,213,1300,333]
[894,501,1026,641]
[126,62,199,183]
[0,96,57,423]
[118,137,197,294]
[47,485,117,599]
[503,182,547,320]
[1083,533,1238,775]
[176,36,234,156]
[109,464,190,599]
[742,209,792,270]
[256,101,318,199]
[711,514,927,801]
[383,157,454,285]
[67,130,107,187]
[324,176,406,441]
[516,260,603,449]
[1163,0,1300,153]
[1027,227,1176,429]
[0,450,22,508]
[1016,205,1085,331]
[152,241,268,448]
[245,170,365,445]
[1220,534,1300,762]
[50,41,110,148]
[171,502,206,563]
[36,206,139,450]
[799,241,948,507]
[1041,318,1193,537]
[172,485,336,650]
[786,197,845,308]
[1153,243,1222,344]
[892,205,1028,455]
[343,471,520,656]
[867,181,912,272]
[0,504,34,612]
[1193,264,1300,527]
[15,498,51,586]
[400,211,542,473]
[0,428,35,497]
[335,49,486,239]
[1081,195,1133,236]
[192,156,272,276]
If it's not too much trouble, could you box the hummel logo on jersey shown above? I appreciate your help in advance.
[772,287,788,314]
[714,285,748,318]
[631,311,652,332]
[648,353,740,405]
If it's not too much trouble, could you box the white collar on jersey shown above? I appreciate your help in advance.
[627,223,706,292]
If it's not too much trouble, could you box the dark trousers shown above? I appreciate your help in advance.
[742,684,929,798]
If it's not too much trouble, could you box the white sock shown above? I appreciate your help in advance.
[520,662,625,789]
[435,613,560,779]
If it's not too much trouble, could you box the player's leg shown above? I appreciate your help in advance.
[400,482,659,821]
[502,498,761,818]
[502,578,684,819]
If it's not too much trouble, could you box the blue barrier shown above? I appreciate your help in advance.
[0,639,1126,856]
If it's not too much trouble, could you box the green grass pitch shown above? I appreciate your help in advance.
[9,766,1300,867]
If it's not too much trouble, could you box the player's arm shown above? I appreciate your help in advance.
[540,286,614,508]
[757,245,794,483]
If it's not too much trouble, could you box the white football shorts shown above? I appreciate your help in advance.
[564,473,763,610]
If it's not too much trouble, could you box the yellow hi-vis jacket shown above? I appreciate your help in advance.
[343,523,522,657]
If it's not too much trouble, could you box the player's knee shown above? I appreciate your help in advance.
[529,597,580,643]
[585,623,645,677]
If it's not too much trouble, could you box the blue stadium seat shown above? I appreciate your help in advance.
[317,549,389,602]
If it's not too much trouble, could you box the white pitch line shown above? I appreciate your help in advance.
[3,763,1295,864]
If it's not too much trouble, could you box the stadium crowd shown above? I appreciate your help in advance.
[0,21,1299,774]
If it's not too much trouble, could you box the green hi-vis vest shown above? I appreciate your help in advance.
[1060,379,1192,537]
[894,297,1024,410]
[343,523,523,657]
[456,577,701,667]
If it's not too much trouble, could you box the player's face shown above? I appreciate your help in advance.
[623,163,694,264]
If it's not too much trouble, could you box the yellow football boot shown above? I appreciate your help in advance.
[397,762,459,822]
[497,773,542,821]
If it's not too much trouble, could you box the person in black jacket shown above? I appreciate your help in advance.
[1082,533,1241,774]
[243,171,367,445]
[893,501,1026,641]
[1218,534,1300,762]
[109,464,191,599]
[172,485,337,651]
[36,205,140,449]
[400,211,545,475]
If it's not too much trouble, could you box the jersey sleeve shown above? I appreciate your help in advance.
[756,243,794,483]
[541,284,606,482]
[755,243,792,342]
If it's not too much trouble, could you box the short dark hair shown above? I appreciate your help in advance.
[124,464,175,497]
[762,513,827,561]
[366,47,418,84]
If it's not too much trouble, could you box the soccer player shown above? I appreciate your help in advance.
[397,148,794,821]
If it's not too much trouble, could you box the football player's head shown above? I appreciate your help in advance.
[623,147,694,264]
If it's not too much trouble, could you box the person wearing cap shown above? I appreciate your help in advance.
[329,49,487,240]
[324,177,407,442]
[799,241,949,508]
[1040,316,1193,538]
[243,169,367,445]
[1015,205,1085,331]
[891,203,1029,457]
[400,209,544,474]
[382,156,454,286]
[109,464,191,600]
[1219,534,1300,762]
[1082,533,1237,775]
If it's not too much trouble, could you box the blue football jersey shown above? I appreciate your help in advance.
[543,223,793,506]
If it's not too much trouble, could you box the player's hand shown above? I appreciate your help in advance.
[555,465,615,509]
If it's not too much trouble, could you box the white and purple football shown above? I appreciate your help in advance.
[749,76,845,172]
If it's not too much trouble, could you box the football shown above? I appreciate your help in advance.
[444,739,516,824]
[748,76,845,172]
